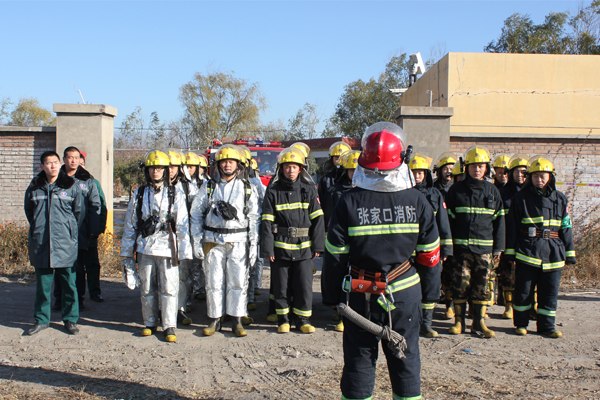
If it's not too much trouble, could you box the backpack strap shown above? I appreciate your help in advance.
[135,185,146,234]
[241,179,252,216]
[181,180,191,212]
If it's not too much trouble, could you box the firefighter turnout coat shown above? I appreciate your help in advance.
[505,184,576,269]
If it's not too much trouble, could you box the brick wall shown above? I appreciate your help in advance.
[450,135,600,230]
[0,128,56,223]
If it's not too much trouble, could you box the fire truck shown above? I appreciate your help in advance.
[204,137,285,186]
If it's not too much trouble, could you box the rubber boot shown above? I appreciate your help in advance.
[241,316,254,325]
[497,284,505,306]
[177,310,192,325]
[332,310,340,321]
[449,302,466,334]
[420,308,439,338]
[471,303,495,338]
[489,279,496,306]
[141,326,156,336]
[203,318,221,336]
[247,303,257,311]
[530,290,538,320]
[232,317,247,337]
[267,314,278,323]
[254,288,261,296]
[443,290,454,320]
[541,329,562,338]
[297,317,315,334]
[334,320,344,332]
[164,327,177,342]
[195,292,206,300]
[278,315,290,333]
[515,327,528,335]
[502,291,513,319]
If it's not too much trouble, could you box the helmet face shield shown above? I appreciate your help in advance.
[435,151,458,170]
[329,141,351,157]
[277,147,306,166]
[508,153,530,170]
[361,122,406,149]
[292,142,311,158]
[464,146,491,165]
[167,149,185,166]
[528,155,555,174]
[493,155,510,169]
[144,149,170,167]
[340,150,360,169]
[409,153,433,171]
[358,122,406,171]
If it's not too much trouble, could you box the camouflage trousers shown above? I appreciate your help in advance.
[447,252,493,302]
[496,253,515,291]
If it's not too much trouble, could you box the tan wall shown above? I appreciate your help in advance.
[402,52,600,138]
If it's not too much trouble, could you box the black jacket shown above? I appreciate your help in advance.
[434,178,451,201]
[505,182,576,269]
[322,186,440,306]
[499,176,523,216]
[60,165,101,250]
[317,169,340,228]
[24,170,84,269]
[414,180,453,258]
[446,175,505,255]
[261,176,325,261]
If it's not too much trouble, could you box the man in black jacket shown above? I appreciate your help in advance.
[53,147,101,311]
[446,146,505,338]
[433,152,458,201]
[24,151,84,335]
[318,141,351,228]
[261,147,325,334]
[505,156,575,338]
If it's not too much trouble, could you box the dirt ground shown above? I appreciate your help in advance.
[1,260,599,400]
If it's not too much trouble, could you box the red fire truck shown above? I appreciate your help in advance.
[204,137,284,186]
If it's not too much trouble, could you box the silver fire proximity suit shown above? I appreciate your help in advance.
[190,176,259,319]
[176,180,199,312]
[120,184,192,330]
[248,175,266,304]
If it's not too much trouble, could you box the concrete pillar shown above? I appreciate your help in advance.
[394,106,454,159]
[53,104,117,233]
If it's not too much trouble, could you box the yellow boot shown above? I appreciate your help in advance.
[472,304,495,338]
[232,317,247,337]
[203,318,221,336]
[449,303,466,334]
[334,321,344,332]
[164,328,177,342]
[267,314,278,323]
[502,291,513,319]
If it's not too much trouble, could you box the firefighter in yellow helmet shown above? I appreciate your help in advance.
[189,145,260,337]
[433,152,458,200]
[493,155,510,189]
[318,141,352,228]
[445,146,505,338]
[497,154,530,319]
[261,147,325,334]
[452,162,464,184]
[506,156,575,338]
[291,142,311,158]
[120,150,193,342]
[184,151,210,301]
[409,153,454,337]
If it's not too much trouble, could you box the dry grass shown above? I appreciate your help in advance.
[0,222,122,280]
[562,223,600,289]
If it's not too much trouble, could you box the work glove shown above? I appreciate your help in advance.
[566,257,577,265]
[121,257,139,290]
[249,243,258,265]
[193,244,205,261]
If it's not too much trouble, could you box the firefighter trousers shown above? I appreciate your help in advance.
[272,258,312,321]
[415,263,441,311]
[341,277,422,400]
[449,252,493,303]
[137,253,179,330]
[513,262,561,332]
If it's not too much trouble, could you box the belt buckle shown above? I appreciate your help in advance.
[342,274,352,293]
[542,229,551,239]
[289,227,297,237]
[528,227,536,238]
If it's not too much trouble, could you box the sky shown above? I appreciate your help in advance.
[0,0,587,135]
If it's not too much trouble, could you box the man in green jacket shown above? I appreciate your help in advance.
[24,151,84,335]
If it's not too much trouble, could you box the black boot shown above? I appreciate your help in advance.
[232,317,247,337]
[420,308,439,338]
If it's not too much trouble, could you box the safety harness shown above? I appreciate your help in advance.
[202,178,252,234]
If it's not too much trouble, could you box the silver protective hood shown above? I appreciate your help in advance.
[352,162,415,192]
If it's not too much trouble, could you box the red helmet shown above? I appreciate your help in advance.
[358,122,405,171]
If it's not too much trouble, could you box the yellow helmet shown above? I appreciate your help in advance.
[231,145,248,165]
[464,146,491,165]
[493,155,510,169]
[528,155,555,174]
[409,153,433,171]
[185,151,209,168]
[508,154,530,170]
[339,150,360,169]
[452,162,465,176]
[277,147,306,166]
[144,150,170,167]
[238,145,252,164]
[291,142,310,158]
[435,152,458,169]
[250,158,258,170]
[329,141,351,157]
[215,145,242,163]
[167,149,184,166]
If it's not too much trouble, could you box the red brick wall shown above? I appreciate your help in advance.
[0,130,56,223]
[450,136,600,230]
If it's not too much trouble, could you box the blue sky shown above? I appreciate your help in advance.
[0,1,585,133]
